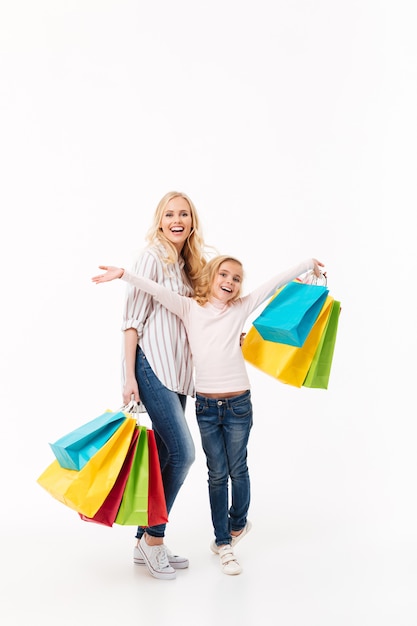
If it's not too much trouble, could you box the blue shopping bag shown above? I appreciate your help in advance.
[253,281,329,347]
[49,410,128,470]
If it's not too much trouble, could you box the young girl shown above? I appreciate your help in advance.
[92,254,325,575]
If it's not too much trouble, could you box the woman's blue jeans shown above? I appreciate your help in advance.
[195,390,253,546]
[135,347,195,539]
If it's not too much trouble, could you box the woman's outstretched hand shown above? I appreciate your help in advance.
[91,266,124,283]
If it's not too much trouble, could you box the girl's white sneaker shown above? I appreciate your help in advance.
[218,545,242,576]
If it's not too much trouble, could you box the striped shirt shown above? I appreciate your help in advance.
[121,244,195,396]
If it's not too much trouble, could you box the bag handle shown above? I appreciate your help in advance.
[121,395,144,423]
[301,270,327,286]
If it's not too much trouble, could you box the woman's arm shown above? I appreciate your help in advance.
[123,328,140,405]
[120,252,159,406]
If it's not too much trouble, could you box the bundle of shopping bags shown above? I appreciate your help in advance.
[37,403,168,527]
[242,277,341,389]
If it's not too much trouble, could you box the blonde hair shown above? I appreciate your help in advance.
[194,255,244,306]
[145,191,208,288]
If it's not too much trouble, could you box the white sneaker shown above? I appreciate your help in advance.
[210,520,252,554]
[138,536,176,580]
[134,545,189,569]
[218,544,242,576]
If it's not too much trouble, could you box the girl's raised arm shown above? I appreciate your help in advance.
[92,265,125,283]
[92,266,189,321]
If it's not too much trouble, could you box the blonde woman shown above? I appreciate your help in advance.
[120,191,208,580]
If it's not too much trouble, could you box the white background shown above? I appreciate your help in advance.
[1,1,416,625]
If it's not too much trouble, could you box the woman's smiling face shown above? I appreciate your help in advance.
[160,196,193,252]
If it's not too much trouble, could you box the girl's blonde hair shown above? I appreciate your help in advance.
[146,191,208,288]
[194,255,244,306]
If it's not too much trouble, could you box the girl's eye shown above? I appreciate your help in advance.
[233,277,241,283]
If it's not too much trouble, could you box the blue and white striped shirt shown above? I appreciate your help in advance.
[121,244,195,397]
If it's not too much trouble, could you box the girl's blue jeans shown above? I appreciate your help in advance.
[195,390,253,547]
[135,346,195,539]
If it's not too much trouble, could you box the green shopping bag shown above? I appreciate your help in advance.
[303,300,341,389]
[114,425,149,525]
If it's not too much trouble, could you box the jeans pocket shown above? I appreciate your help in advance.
[230,398,252,418]
[195,401,206,416]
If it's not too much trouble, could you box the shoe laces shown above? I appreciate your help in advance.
[153,545,170,569]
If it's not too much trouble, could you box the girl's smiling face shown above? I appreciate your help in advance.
[210,260,243,303]
[160,196,193,252]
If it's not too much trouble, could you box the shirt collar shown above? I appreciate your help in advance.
[155,242,185,269]
[207,296,228,311]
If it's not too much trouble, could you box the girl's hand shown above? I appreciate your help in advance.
[312,259,325,277]
[91,265,124,283]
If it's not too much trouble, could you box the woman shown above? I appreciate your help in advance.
[121,191,209,580]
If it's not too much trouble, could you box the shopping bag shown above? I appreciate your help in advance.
[253,281,329,347]
[79,427,140,527]
[37,417,137,517]
[49,410,128,470]
[115,425,149,526]
[114,427,169,526]
[147,429,168,526]
[243,295,333,387]
[303,300,341,389]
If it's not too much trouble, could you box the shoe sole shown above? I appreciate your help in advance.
[134,556,189,569]
[138,544,176,580]
[222,565,242,575]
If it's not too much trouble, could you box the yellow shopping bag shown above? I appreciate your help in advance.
[37,417,137,517]
[242,295,334,387]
